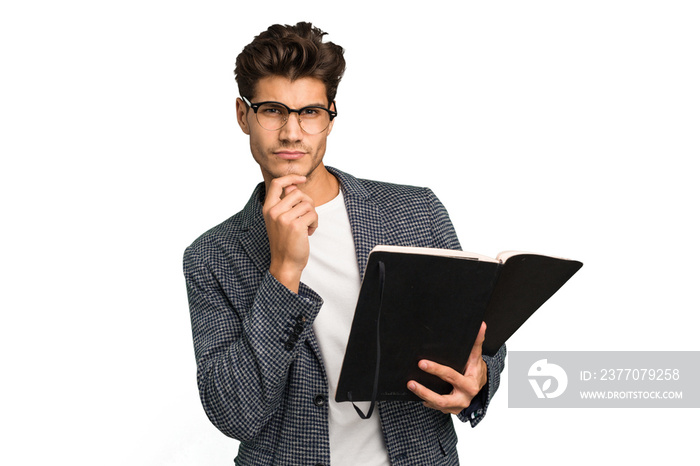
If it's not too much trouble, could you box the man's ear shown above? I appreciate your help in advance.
[236,97,251,135]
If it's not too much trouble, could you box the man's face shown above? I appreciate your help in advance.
[236,76,334,186]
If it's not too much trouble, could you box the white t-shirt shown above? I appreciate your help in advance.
[301,191,390,466]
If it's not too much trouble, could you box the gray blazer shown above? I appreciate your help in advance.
[184,167,506,465]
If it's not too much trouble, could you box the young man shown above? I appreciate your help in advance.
[184,22,506,466]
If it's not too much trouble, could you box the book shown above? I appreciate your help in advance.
[335,245,583,404]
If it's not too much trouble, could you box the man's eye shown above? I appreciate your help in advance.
[301,108,321,117]
[260,104,287,116]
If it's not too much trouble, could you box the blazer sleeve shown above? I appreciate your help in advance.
[184,244,323,441]
[426,188,507,427]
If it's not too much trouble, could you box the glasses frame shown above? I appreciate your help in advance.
[241,96,337,134]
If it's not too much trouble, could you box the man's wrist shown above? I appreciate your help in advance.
[269,262,303,294]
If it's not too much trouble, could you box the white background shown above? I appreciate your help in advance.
[2,1,698,464]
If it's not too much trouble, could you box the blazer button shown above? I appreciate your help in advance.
[313,394,326,406]
[284,341,294,351]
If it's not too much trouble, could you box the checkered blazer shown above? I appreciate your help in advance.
[184,167,506,465]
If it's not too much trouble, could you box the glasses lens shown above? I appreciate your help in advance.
[256,103,288,131]
[298,107,331,134]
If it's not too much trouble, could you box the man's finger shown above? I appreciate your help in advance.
[277,199,316,226]
[407,380,465,414]
[407,380,446,406]
[265,175,307,206]
[282,184,298,198]
[268,189,315,221]
[308,217,319,236]
[417,360,463,386]
[466,322,487,369]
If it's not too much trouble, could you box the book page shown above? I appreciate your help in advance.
[371,245,499,263]
[495,250,529,262]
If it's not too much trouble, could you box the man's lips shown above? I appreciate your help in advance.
[274,150,306,160]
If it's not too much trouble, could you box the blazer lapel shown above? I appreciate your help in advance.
[237,184,272,275]
[347,198,385,280]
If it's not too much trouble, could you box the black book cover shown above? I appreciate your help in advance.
[482,254,583,356]
[335,247,582,403]
[335,249,500,402]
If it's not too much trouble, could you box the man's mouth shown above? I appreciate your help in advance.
[274,150,306,160]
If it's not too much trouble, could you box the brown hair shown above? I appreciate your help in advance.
[235,22,346,106]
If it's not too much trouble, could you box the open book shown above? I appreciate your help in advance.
[335,245,583,405]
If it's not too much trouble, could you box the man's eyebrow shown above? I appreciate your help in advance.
[299,101,329,108]
[258,100,328,108]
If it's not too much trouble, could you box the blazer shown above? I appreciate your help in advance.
[184,167,506,466]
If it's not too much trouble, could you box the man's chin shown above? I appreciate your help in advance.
[282,159,323,179]
[259,155,325,184]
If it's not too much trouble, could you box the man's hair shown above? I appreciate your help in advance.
[235,22,346,106]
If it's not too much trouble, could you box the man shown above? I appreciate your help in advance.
[184,22,506,465]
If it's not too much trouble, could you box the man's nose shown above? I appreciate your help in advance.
[279,111,304,140]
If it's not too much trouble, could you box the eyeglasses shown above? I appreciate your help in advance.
[241,96,337,134]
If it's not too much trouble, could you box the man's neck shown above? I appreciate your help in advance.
[304,165,340,206]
